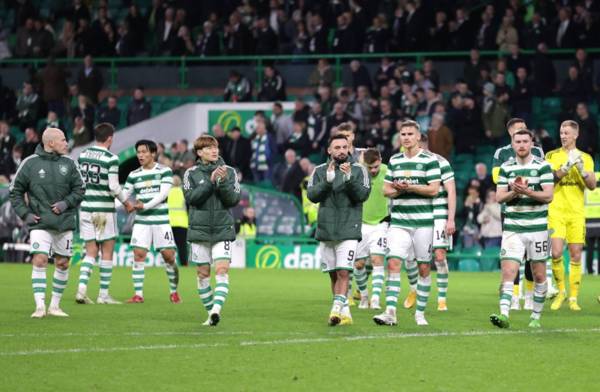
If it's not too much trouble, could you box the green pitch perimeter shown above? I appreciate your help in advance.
[1,263,600,391]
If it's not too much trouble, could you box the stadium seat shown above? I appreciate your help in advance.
[458,258,480,272]
[479,247,501,271]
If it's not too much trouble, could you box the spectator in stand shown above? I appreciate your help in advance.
[462,182,483,249]
[195,21,220,57]
[250,118,276,182]
[573,48,594,88]
[476,6,497,50]
[292,99,309,124]
[469,162,494,200]
[512,67,532,123]
[374,57,396,95]
[75,18,95,57]
[532,43,556,97]
[37,56,69,118]
[553,7,578,48]
[331,13,354,54]
[224,70,252,102]
[212,123,229,156]
[307,13,327,54]
[40,111,61,133]
[307,101,326,153]
[16,81,39,131]
[20,127,39,158]
[258,65,286,102]
[326,102,353,135]
[54,19,76,58]
[477,189,502,249]
[77,55,103,104]
[0,144,22,179]
[560,66,590,118]
[71,115,92,147]
[482,82,510,147]
[574,102,598,158]
[523,11,547,49]
[224,11,252,55]
[125,4,146,52]
[506,44,529,75]
[422,60,440,90]
[0,121,15,162]
[450,7,473,50]
[365,14,388,53]
[92,6,115,54]
[127,87,151,126]
[0,76,16,122]
[254,16,278,55]
[308,58,334,88]
[496,15,519,51]
[32,18,55,58]
[350,60,372,94]
[429,10,449,51]
[272,149,298,190]
[235,207,257,239]
[171,25,194,56]
[155,7,177,55]
[96,95,121,129]
[15,18,35,58]
[271,102,293,151]
[73,94,95,132]
[224,126,252,182]
[67,0,91,28]
[464,49,488,94]
[284,120,311,158]
[427,113,453,160]
[283,154,309,203]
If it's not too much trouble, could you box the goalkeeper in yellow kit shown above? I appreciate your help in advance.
[545,120,596,311]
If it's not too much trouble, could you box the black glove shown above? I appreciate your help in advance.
[51,201,68,214]
[24,214,39,225]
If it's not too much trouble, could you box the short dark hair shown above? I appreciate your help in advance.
[363,148,381,164]
[419,133,428,143]
[135,139,157,154]
[94,123,115,142]
[399,119,420,132]
[506,117,525,130]
[328,134,348,145]
[513,129,533,138]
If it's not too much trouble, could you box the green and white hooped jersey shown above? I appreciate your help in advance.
[124,163,173,225]
[497,156,553,233]
[385,149,441,229]
[78,146,119,213]
[432,153,454,220]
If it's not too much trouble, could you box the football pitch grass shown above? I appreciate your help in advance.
[1,263,600,391]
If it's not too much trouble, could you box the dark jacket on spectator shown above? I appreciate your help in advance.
[38,62,69,103]
[511,78,533,116]
[196,32,220,56]
[575,113,599,158]
[255,26,278,55]
[224,135,252,181]
[77,66,103,104]
[127,98,151,126]
[258,75,286,102]
[307,26,328,54]
[532,51,556,97]
[97,106,121,128]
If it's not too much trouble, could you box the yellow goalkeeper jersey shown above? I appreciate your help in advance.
[545,147,594,217]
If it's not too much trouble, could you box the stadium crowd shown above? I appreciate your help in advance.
[2,0,600,58]
[2,0,600,250]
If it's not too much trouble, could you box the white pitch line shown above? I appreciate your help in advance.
[2,327,600,357]
[0,331,312,338]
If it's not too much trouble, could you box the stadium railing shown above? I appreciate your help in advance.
[1,48,597,90]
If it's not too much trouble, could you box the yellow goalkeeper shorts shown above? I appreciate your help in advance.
[548,213,585,244]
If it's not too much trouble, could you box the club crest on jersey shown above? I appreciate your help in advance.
[32,242,39,249]
[530,170,538,176]
[59,164,68,176]
[416,163,423,170]
[38,169,46,178]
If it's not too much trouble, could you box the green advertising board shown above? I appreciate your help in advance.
[246,241,321,270]
[208,109,293,136]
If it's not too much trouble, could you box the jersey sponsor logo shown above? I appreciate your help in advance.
[38,169,46,178]
[139,186,160,194]
[59,164,68,176]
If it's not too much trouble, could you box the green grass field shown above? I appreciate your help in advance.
[1,263,600,391]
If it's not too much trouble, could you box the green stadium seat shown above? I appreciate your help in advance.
[458,258,480,272]
[479,247,501,271]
